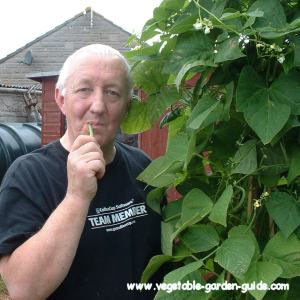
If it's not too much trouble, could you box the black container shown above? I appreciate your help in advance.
[0,123,41,183]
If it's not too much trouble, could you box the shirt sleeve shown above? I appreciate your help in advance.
[0,156,48,255]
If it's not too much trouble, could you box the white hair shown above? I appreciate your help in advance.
[56,44,133,96]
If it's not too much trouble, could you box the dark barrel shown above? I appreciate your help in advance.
[0,123,41,183]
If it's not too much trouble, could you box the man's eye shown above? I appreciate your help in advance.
[105,90,120,97]
[79,88,92,92]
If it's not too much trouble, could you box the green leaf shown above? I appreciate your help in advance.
[184,131,196,171]
[222,82,234,121]
[171,189,213,240]
[121,87,181,134]
[243,16,256,29]
[168,1,198,34]
[229,225,260,263]
[180,224,220,253]
[146,188,165,215]
[271,115,300,145]
[187,95,222,130]
[270,70,300,115]
[137,132,189,187]
[249,0,286,29]
[244,91,291,144]
[141,18,160,42]
[294,36,300,67]
[137,157,182,187]
[231,140,257,175]
[220,12,243,20]
[121,100,150,134]
[188,101,220,130]
[221,8,243,29]
[236,66,266,113]
[153,0,186,29]
[163,260,203,284]
[237,67,292,143]
[168,114,188,140]
[132,60,169,94]
[238,262,282,300]
[212,118,244,162]
[215,232,255,278]
[163,32,213,75]
[263,232,300,278]
[246,9,264,18]
[154,0,184,19]
[173,242,192,257]
[125,42,162,61]
[214,36,246,64]
[166,132,189,161]
[175,60,217,90]
[180,189,213,225]
[162,199,183,222]
[209,185,233,227]
[265,192,300,238]
[257,26,300,39]
[288,147,300,183]
[141,255,184,283]
[260,144,289,176]
[162,221,175,256]
[210,0,226,18]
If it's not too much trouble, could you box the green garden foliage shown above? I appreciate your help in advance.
[123,0,300,298]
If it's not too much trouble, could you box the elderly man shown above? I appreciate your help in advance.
[0,44,161,299]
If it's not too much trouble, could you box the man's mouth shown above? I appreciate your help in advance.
[87,121,107,127]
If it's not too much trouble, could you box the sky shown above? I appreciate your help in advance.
[0,0,162,59]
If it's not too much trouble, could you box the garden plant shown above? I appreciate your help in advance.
[122,0,300,299]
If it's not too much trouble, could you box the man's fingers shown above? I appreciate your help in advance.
[71,135,99,152]
[87,160,105,179]
[74,141,101,156]
[79,152,105,164]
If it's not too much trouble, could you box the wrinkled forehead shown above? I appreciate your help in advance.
[66,54,128,85]
[72,53,127,73]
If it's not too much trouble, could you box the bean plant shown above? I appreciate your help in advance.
[122,0,300,299]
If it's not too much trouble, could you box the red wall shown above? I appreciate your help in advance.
[41,78,64,145]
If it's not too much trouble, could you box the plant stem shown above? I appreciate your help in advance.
[88,123,94,137]
[192,0,240,35]
[270,60,279,82]
[191,254,199,261]
[247,207,257,230]
[231,185,246,213]
[247,176,253,222]
[226,271,231,283]
[280,141,289,163]
[266,58,272,85]
[202,247,219,261]
[269,216,275,238]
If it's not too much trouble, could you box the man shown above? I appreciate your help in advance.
[0,44,161,299]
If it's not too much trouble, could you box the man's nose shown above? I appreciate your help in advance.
[90,90,107,114]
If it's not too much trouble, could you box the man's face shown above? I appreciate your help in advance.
[58,55,130,149]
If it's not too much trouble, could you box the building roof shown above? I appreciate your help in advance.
[0,83,41,90]
[0,7,131,64]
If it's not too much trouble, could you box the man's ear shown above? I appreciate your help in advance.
[55,88,66,115]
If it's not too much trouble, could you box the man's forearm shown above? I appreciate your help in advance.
[1,194,90,300]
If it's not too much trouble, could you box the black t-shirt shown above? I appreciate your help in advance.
[0,140,162,299]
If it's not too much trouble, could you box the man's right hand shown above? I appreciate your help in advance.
[66,135,105,203]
